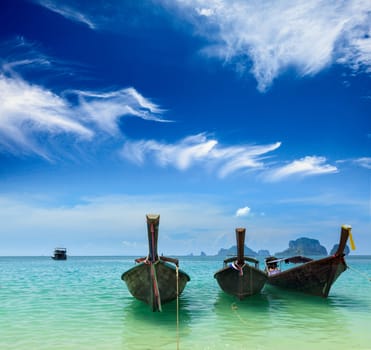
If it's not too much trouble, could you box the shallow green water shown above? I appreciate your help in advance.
[0,256,370,349]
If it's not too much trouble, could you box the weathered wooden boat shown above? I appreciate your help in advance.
[121,214,190,311]
[51,248,67,260]
[214,228,267,299]
[265,225,352,297]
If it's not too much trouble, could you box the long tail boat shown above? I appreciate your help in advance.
[51,247,67,260]
[121,214,190,311]
[265,225,352,297]
[214,228,267,299]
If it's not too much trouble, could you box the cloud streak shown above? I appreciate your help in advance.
[353,157,371,169]
[0,73,93,158]
[31,1,371,90]
[0,59,167,158]
[265,156,338,181]
[72,88,169,136]
[121,133,281,177]
[33,0,97,29]
[160,0,371,91]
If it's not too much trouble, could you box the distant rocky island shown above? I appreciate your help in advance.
[275,237,327,257]
[197,236,350,257]
[215,245,270,257]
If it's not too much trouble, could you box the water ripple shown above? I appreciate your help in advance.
[1,256,370,349]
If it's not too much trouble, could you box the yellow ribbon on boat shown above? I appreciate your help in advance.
[349,230,356,250]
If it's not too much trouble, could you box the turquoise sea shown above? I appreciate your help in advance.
[1,256,370,350]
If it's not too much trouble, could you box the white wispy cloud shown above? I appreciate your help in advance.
[0,36,54,75]
[31,1,371,90]
[121,133,281,177]
[33,0,97,29]
[72,88,169,136]
[337,157,371,170]
[0,65,167,158]
[266,156,338,181]
[0,73,93,158]
[160,0,371,91]
[235,206,250,217]
[352,157,371,169]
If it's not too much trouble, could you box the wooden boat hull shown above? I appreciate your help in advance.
[266,225,351,297]
[122,214,190,311]
[267,254,346,297]
[122,261,190,311]
[214,265,267,299]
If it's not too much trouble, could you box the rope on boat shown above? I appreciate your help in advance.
[231,303,248,326]
[176,265,180,350]
[148,222,163,311]
[347,264,371,281]
[229,261,245,276]
[150,223,156,262]
[151,262,162,311]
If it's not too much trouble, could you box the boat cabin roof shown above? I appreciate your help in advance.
[265,255,313,265]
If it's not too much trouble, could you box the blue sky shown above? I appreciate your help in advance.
[0,0,370,256]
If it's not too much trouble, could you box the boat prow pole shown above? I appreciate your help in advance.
[146,214,162,311]
[236,228,246,266]
[335,225,351,256]
[146,214,160,262]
